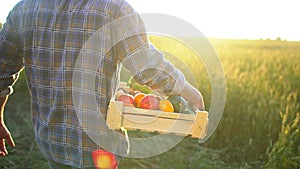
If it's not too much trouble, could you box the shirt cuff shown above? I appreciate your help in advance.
[165,72,186,95]
[172,75,186,95]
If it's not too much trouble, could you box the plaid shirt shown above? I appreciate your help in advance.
[0,0,185,168]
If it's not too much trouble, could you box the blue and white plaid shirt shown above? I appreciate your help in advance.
[0,0,186,167]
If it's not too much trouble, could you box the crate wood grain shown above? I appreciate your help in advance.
[107,101,209,139]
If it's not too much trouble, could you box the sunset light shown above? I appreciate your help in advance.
[0,0,299,41]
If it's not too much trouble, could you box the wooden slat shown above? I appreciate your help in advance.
[123,104,195,121]
[191,111,209,139]
[122,114,194,135]
[107,101,123,130]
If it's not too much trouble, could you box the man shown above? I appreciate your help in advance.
[0,0,204,168]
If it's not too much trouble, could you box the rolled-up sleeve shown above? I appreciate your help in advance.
[113,1,186,95]
[121,45,186,95]
[0,12,24,97]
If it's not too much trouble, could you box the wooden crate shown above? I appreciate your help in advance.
[107,100,209,139]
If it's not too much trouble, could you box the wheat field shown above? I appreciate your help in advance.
[1,37,299,169]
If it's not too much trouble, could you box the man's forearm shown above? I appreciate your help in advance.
[0,96,8,123]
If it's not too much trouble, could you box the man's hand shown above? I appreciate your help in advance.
[0,122,15,156]
[179,83,205,111]
[0,96,15,156]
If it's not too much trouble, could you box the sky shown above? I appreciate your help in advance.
[0,0,299,41]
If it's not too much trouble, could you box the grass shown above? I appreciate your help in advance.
[264,94,300,169]
[1,72,49,169]
[1,38,300,168]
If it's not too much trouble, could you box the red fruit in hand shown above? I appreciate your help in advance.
[139,94,161,110]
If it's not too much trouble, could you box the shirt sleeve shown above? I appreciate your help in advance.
[0,11,24,97]
[113,1,186,95]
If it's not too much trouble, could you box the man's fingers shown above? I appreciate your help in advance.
[0,139,8,156]
[0,149,8,156]
[0,123,15,156]
[5,133,15,147]
[0,134,15,157]
[0,150,6,156]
